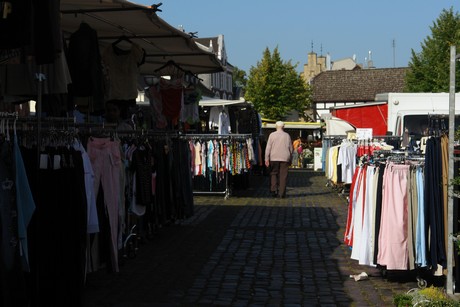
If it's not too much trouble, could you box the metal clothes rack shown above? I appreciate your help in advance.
[0,112,19,142]
[0,111,19,118]
[322,135,348,143]
[3,116,78,151]
[182,133,252,199]
[9,118,252,199]
[16,116,76,128]
[0,112,19,127]
[183,133,252,140]
[323,137,356,195]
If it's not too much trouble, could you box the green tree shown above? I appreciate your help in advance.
[232,66,247,88]
[245,46,311,120]
[405,7,460,92]
[232,66,247,98]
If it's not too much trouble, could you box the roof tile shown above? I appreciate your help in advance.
[311,67,409,102]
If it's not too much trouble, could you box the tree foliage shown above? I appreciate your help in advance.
[232,66,247,98]
[405,7,460,92]
[244,47,311,120]
[232,66,247,88]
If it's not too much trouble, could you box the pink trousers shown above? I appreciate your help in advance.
[87,137,121,272]
[377,162,410,270]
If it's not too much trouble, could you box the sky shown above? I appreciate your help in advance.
[137,0,460,74]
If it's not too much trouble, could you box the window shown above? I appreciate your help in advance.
[403,114,460,137]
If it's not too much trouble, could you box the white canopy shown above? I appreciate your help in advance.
[198,97,250,107]
[323,116,356,136]
[60,0,223,75]
[261,121,322,130]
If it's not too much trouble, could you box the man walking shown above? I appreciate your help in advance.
[264,121,293,198]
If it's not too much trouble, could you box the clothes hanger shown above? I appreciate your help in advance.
[6,119,11,142]
[154,60,185,78]
[112,35,133,47]
[111,35,135,56]
[0,118,4,139]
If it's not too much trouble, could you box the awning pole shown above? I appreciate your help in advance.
[447,45,456,295]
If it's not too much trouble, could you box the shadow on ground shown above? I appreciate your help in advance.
[83,169,420,307]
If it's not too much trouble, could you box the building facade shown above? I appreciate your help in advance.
[311,67,409,120]
[301,51,364,84]
[301,50,407,120]
[195,35,234,100]
[301,52,329,84]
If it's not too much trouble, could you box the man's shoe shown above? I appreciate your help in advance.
[279,194,286,199]
[271,191,278,198]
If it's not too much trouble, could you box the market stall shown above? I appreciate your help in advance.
[0,1,225,306]
[186,97,262,197]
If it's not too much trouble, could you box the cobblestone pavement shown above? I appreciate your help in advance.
[83,170,420,307]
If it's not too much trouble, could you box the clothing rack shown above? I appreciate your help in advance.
[0,112,19,131]
[2,116,78,164]
[372,147,426,161]
[182,133,253,199]
[7,117,207,147]
[0,111,19,118]
[323,135,347,140]
[182,133,252,140]
[16,116,76,128]
[193,172,231,199]
[8,117,251,199]
[1,115,74,124]
[74,121,177,137]
[406,155,426,162]
[428,114,448,137]
[345,141,440,289]
[372,135,402,139]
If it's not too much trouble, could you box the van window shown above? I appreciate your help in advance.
[404,114,460,137]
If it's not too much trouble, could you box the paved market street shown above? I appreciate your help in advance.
[83,169,419,307]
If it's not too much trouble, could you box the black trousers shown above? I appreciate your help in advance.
[424,137,446,269]
[24,147,87,307]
